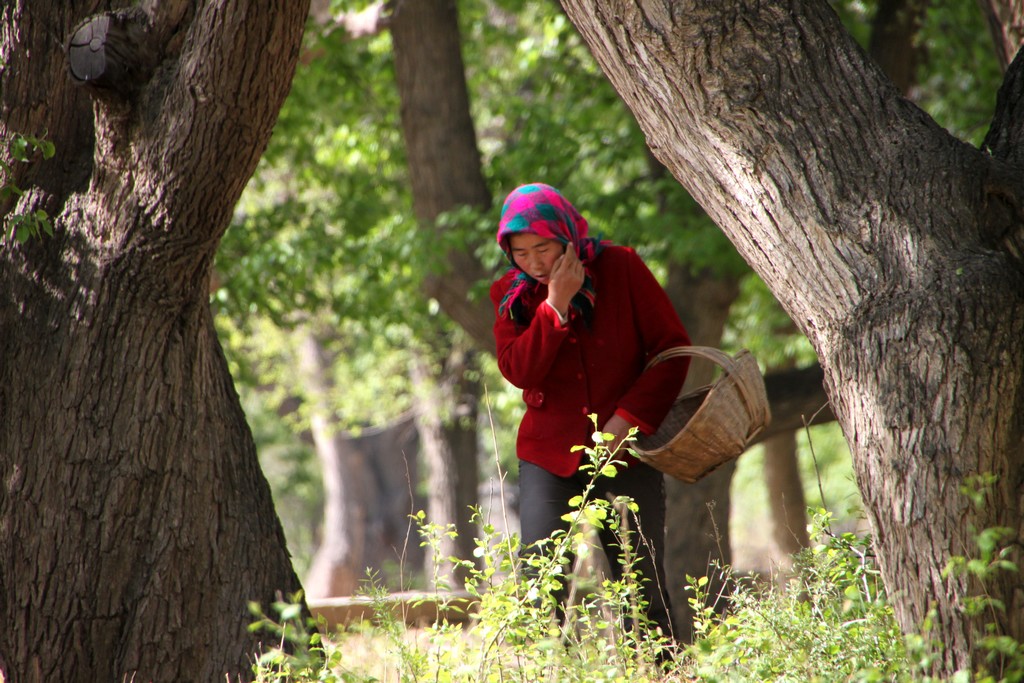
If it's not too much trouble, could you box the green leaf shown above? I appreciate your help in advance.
[279,602,302,621]
[9,134,30,161]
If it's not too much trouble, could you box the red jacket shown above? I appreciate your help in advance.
[490,246,691,476]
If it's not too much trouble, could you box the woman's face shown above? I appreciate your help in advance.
[508,234,564,285]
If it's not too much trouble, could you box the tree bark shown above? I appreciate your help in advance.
[1,2,309,681]
[560,0,1024,675]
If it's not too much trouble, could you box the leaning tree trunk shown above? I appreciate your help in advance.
[561,0,1024,677]
[0,3,309,681]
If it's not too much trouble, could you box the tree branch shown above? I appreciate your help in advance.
[751,363,835,445]
[66,9,156,97]
[975,0,1024,72]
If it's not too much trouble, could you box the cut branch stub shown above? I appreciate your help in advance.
[66,11,153,97]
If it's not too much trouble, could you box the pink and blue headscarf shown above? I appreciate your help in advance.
[496,183,608,323]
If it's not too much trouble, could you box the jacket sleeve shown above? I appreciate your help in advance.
[490,278,570,389]
[614,251,691,433]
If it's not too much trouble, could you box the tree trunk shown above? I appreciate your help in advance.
[661,264,740,637]
[410,340,482,587]
[350,415,424,583]
[390,0,489,586]
[314,413,424,592]
[1,3,309,681]
[270,379,424,598]
[560,0,1024,675]
[299,332,372,598]
[868,0,929,95]
[390,0,495,351]
[763,430,810,565]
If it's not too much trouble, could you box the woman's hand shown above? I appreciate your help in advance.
[545,245,584,317]
[601,413,636,453]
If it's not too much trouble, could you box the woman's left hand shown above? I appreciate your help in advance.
[601,413,635,453]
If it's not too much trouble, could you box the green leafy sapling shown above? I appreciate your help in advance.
[1,132,56,243]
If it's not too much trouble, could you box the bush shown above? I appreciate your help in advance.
[251,430,684,682]
[249,459,1023,682]
[683,509,907,682]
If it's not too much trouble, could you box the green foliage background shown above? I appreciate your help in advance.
[212,0,1002,575]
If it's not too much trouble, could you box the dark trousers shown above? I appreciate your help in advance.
[517,460,675,637]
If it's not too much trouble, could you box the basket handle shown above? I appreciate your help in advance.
[645,345,736,373]
[645,345,762,418]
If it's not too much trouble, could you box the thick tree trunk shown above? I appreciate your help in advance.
[561,0,1024,675]
[304,410,424,596]
[351,416,424,581]
[1,3,309,681]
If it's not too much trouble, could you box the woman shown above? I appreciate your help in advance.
[490,182,691,637]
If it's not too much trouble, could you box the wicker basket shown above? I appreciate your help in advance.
[632,346,771,483]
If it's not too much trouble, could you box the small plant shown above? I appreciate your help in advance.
[1,131,56,243]
[442,421,677,681]
[939,474,1024,683]
[683,509,908,682]
[248,455,1024,683]
[250,425,681,682]
[247,592,334,682]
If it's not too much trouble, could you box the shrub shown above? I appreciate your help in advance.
[250,429,683,682]
[683,509,908,682]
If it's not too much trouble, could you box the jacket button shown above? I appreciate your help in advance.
[581,406,589,415]
[569,337,577,344]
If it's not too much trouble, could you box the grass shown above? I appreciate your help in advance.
[249,442,1024,683]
